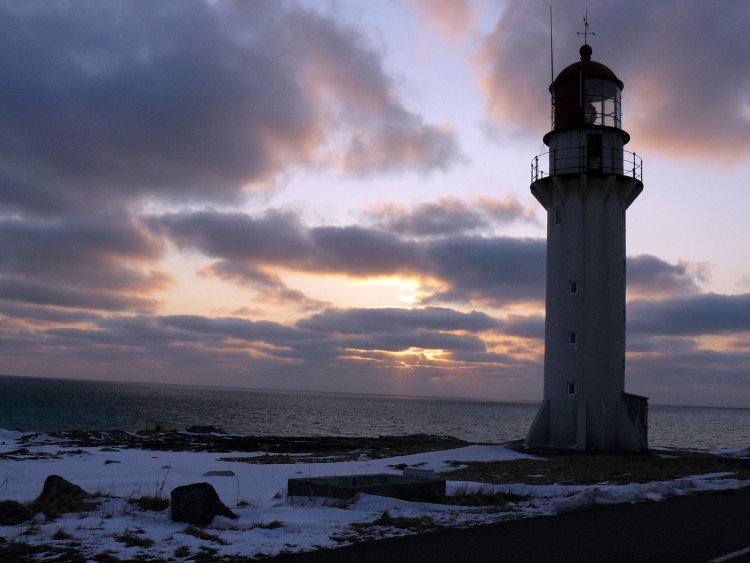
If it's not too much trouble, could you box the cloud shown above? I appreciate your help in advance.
[363,195,539,237]
[0,279,159,313]
[151,208,546,307]
[204,261,327,311]
[297,306,500,334]
[424,235,545,305]
[626,338,750,407]
[627,254,703,299]
[0,213,169,314]
[0,1,461,216]
[629,293,750,336]
[1,305,539,398]
[409,0,478,42]
[475,0,750,161]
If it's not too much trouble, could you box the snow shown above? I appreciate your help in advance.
[1,430,748,560]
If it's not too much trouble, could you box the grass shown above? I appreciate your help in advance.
[127,493,170,512]
[440,483,530,507]
[52,528,75,541]
[441,448,750,486]
[174,545,191,558]
[250,519,284,530]
[114,532,154,548]
[0,499,33,525]
[351,510,438,534]
[0,539,91,563]
[182,525,228,544]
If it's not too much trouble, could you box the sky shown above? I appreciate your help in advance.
[2,0,750,408]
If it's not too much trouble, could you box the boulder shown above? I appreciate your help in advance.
[35,475,90,516]
[170,482,236,526]
[37,475,88,503]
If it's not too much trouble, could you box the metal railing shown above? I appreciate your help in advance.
[531,147,642,183]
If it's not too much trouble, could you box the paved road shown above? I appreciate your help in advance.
[269,488,750,562]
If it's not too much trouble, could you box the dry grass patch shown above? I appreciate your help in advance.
[182,525,228,544]
[442,448,750,486]
[127,493,169,512]
[114,532,154,548]
[441,484,530,507]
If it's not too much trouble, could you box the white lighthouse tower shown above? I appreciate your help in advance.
[525,38,648,451]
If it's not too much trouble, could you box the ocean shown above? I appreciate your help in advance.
[1,375,747,450]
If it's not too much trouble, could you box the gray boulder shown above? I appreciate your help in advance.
[170,482,236,526]
[37,475,88,503]
[35,475,90,517]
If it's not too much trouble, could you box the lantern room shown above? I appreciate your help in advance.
[535,44,640,179]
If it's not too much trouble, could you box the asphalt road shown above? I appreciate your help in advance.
[269,487,750,562]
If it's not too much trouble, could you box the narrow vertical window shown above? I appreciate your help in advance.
[623,308,626,324]
[623,259,627,274]
[552,206,562,226]
[569,281,578,295]
[622,209,626,230]
[567,382,576,395]
[568,331,577,345]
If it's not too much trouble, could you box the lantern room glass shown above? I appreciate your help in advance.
[584,79,621,128]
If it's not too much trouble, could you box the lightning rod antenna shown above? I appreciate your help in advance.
[549,5,555,127]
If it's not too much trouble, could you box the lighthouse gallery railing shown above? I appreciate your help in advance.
[531,147,642,183]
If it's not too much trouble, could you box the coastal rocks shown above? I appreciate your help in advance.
[186,425,226,434]
[170,482,236,526]
[202,470,235,477]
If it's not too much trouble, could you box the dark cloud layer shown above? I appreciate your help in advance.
[151,208,547,307]
[0,213,168,313]
[629,293,750,336]
[627,254,702,299]
[1,1,460,215]
[363,195,539,237]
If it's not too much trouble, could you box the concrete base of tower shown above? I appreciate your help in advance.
[525,393,648,451]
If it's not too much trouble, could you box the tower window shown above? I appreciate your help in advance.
[568,331,577,345]
[552,206,562,226]
[622,209,626,230]
[569,281,578,295]
[567,382,576,395]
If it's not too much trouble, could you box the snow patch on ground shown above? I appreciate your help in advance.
[1,431,747,560]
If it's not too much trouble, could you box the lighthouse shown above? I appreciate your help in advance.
[525,39,648,451]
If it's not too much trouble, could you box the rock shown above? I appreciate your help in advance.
[104,459,121,465]
[202,470,235,477]
[35,475,90,516]
[186,425,225,434]
[37,475,88,503]
[100,447,119,452]
[170,482,236,526]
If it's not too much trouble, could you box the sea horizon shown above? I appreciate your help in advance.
[2,372,746,412]
[2,374,749,450]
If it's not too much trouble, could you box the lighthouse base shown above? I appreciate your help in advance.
[525,393,648,451]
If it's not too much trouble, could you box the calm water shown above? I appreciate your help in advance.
[0,375,747,450]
